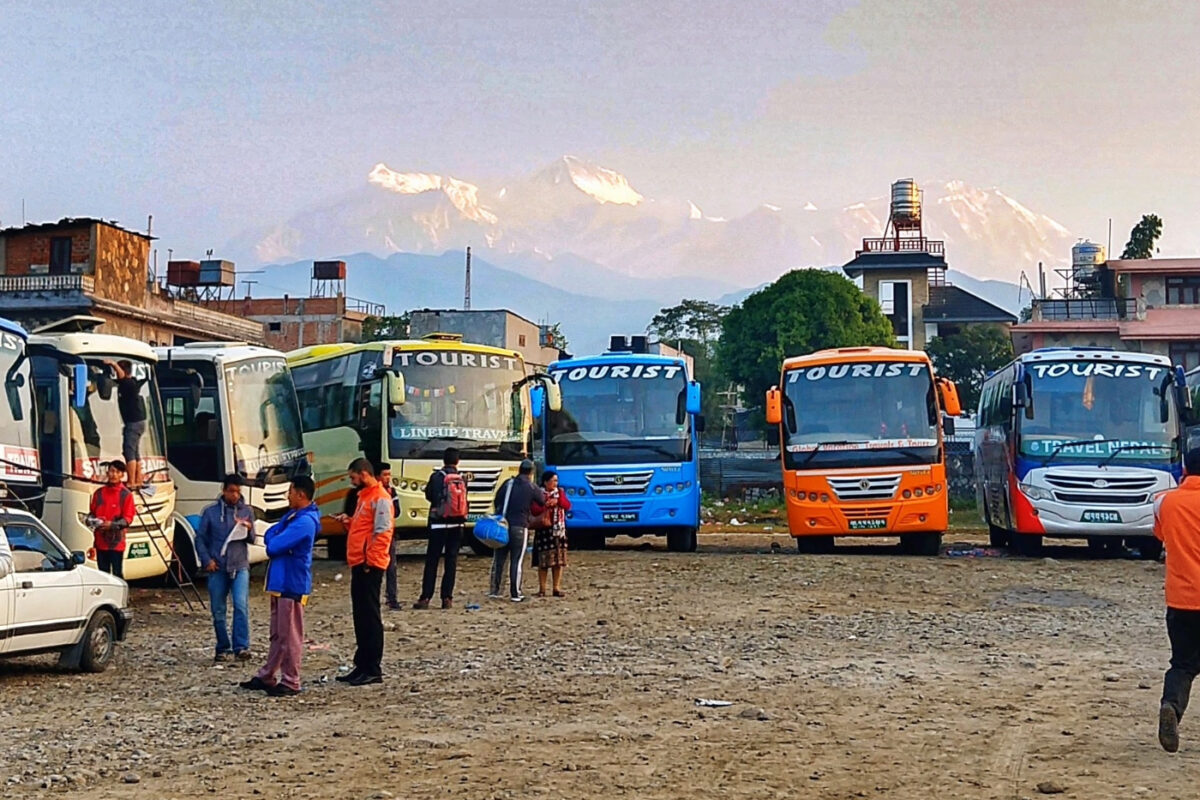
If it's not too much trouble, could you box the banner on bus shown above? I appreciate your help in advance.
[0,445,39,482]
[1022,438,1171,457]
[391,425,523,442]
[786,438,937,453]
[237,446,308,475]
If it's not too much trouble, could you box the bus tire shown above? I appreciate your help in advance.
[467,534,493,557]
[796,536,834,554]
[988,525,1010,549]
[667,528,698,553]
[1012,534,1043,557]
[326,535,347,562]
[1133,536,1163,561]
[902,533,941,556]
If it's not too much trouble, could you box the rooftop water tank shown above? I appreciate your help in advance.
[890,178,921,225]
[1072,240,1105,284]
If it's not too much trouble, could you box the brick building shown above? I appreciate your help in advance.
[408,308,569,370]
[0,218,262,344]
[230,294,374,351]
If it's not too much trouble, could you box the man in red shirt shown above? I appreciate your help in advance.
[1154,448,1200,752]
[88,460,136,580]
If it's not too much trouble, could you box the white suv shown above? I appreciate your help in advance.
[0,509,132,672]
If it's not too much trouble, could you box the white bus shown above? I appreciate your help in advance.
[28,333,176,580]
[154,343,308,575]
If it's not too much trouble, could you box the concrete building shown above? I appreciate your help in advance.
[1012,257,1200,368]
[229,294,377,351]
[0,218,262,344]
[408,308,568,370]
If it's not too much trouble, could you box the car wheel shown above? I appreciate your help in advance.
[80,610,118,673]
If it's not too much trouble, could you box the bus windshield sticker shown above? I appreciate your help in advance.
[786,438,937,453]
[550,364,684,381]
[788,363,926,382]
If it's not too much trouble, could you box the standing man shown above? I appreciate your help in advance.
[377,462,402,611]
[335,458,394,686]
[88,460,136,579]
[195,474,256,663]
[104,359,151,494]
[490,459,545,603]
[1156,447,1200,752]
[240,476,319,698]
[415,447,468,609]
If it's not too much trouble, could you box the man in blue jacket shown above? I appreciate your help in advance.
[195,474,256,662]
[240,476,318,697]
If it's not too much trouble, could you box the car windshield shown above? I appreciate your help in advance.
[546,362,691,466]
[71,357,169,482]
[224,357,306,478]
[0,334,40,484]
[387,350,527,460]
[1017,361,1178,464]
[781,360,939,470]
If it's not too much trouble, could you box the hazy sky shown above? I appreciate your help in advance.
[3,0,1199,259]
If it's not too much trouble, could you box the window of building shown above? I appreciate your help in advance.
[1170,343,1200,371]
[518,334,527,347]
[1166,276,1200,305]
[268,322,282,332]
[878,280,912,347]
[49,236,73,275]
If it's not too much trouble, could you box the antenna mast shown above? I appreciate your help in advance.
[464,247,472,310]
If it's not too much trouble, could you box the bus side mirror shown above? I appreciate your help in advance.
[765,387,782,426]
[938,378,962,417]
[686,381,701,416]
[529,384,545,420]
[544,378,561,412]
[71,363,88,408]
[387,372,406,406]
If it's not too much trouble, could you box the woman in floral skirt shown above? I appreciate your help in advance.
[531,471,571,597]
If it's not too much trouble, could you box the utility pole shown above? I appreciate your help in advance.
[464,247,472,310]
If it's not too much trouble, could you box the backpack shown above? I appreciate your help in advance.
[438,470,469,519]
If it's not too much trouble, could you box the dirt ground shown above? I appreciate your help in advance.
[1,525,1195,800]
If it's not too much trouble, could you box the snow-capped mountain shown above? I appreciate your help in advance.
[226,157,1075,287]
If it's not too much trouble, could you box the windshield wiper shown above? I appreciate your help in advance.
[1039,438,1124,467]
[1098,443,1173,468]
[798,440,871,466]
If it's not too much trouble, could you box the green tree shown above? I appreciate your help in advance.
[925,325,1014,412]
[361,312,411,342]
[1120,214,1163,259]
[649,299,730,356]
[718,269,895,409]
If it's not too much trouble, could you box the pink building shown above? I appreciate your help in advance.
[1012,258,1200,369]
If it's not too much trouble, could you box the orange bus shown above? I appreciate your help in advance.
[765,347,961,555]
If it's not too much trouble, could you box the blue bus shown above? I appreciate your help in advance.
[0,318,43,513]
[975,347,1188,558]
[535,336,703,552]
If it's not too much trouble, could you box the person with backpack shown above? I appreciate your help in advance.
[415,448,468,609]
[88,460,136,579]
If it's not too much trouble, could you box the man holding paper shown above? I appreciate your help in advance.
[196,474,257,663]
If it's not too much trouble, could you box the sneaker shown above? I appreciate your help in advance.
[347,673,382,687]
[214,652,233,664]
[1160,703,1180,753]
[335,669,362,684]
[234,650,252,661]
[511,595,525,603]
[386,600,402,610]
[267,683,301,697]
[239,676,271,692]
[138,483,157,497]
[487,592,502,600]
[441,598,453,609]
[412,598,430,610]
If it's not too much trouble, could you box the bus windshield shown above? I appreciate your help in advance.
[73,358,169,482]
[782,361,939,470]
[1017,361,1178,464]
[387,351,527,460]
[224,357,306,479]
[0,335,39,484]
[546,362,691,466]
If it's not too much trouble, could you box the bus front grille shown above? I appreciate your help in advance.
[586,471,654,495]
[1052,491,1150,506]
[465,469,501,494]
[842,506,893,519]
[827,475,902,501]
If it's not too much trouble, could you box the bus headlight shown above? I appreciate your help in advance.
[1019,483,1053,502]
[902,490,912,499]
[655,486,664,494]
[675,482,685,491]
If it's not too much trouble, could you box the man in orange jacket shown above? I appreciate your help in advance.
[334,457,394,686]
[1155,448,1200,752]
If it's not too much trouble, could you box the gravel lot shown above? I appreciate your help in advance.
[0,527,1194,800]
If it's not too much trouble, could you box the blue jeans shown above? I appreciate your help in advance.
[208,568,250,655]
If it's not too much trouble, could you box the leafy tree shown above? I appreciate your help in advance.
[649,299,730,355]
[361,312,411,342]
[1120,214,1163,259]
[926,325,1014,411]
[718,269,895,409]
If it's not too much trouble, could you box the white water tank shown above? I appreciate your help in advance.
[1072,240,1105,284]
[890,179,921,225]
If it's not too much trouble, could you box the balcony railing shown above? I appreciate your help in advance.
[346,297,386,316]
[0,274,94,293]
[1032,297,1138,321]
[857,237,945,256]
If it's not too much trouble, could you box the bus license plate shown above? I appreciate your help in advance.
[848,519,887,531]
[603,513,638,523]
[1082,510,1121,524]
[127,542,151,559]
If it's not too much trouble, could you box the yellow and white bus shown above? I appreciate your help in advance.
[28,332,176,580]
[288,336,557,558]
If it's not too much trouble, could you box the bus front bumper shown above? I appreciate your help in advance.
[1027,500,1154,538]
[786,497,946,537]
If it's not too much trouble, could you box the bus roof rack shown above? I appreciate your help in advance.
[31,314,105,334]
[1030,346,1114,353]
[422,332,464,342]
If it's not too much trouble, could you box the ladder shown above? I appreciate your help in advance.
[132,486,206,611]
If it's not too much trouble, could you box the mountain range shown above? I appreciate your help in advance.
[225,157,1063,351]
